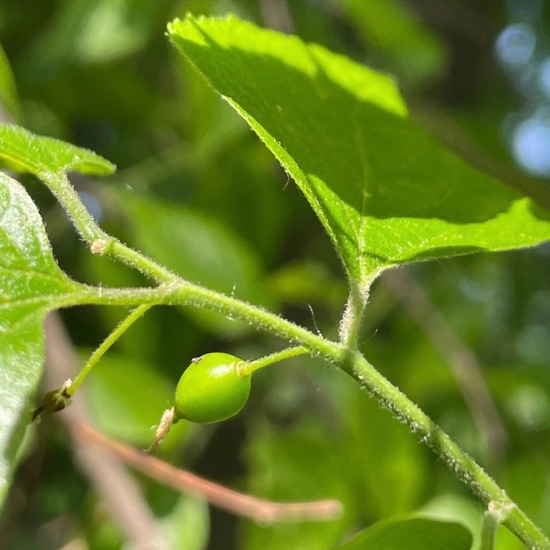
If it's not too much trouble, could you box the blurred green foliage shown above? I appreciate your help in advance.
[1,1,550,549]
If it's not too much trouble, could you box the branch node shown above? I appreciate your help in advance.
[91,238,109,255]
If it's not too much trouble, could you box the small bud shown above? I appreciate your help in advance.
[31,383,72,422]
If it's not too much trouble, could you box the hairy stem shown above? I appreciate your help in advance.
[338,283,368,349]
[342,353,548,550]
[45,172,550,550]
[78,282,550,550]
[480,501,516,550]
[44,174,109,244]
[480,506,499,550]
[68,304,153,395]
[237,346,309,377]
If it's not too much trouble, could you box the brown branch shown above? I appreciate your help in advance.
[383,269,509,462]
[76,422,343,524]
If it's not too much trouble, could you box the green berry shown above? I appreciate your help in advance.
[174,353,251,423]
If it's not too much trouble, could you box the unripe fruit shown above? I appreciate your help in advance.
[174,353,251,423]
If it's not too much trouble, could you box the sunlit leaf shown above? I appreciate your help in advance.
[168,15,550,287]
[0,123,115,179]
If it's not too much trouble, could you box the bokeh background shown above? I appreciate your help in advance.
[1,1,550,549]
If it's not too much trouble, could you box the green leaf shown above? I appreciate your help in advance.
[161,494,209,550]
[0,123,115,179]
[168,15,550,287]
[29,0,162,66]
[335,516,473,550]
[0,44,21,122]
[242,419,354,550]
[339,377,428,518]
[421,494,483,550]
[335,0,447,84]
[0,172,83,506]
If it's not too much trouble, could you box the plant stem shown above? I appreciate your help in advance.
[43,172,550,550]
[44,174,109,244]
[343,351,549,550]
[80,283,550,550]
[237,346,309,377]
[338,283,368,348]
[78,283,336,354]
[479,501,516,550]
[67,304,153,395]
[480,508,499,550]
[79,422,343,523]
[44,174,177,283]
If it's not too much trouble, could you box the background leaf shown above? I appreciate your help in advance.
[333,0,448,86]
[168,15,550,286]
[108,187,270,335]
[28,0,159,65]
[161,494,209,550]
[0,172,84,506]
[335,516,472,550]
[242,417,354,550]
[85,353,184,448]
[0,44,21,122]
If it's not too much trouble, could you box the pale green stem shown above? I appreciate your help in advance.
[237,346,309,377]
[343,352,548,550]
[77,283,550,550]
[479,501,516,550]
[42,172,550,550]
[67,304,153,395]
[338,283,367,349]
[74,283,331,353]
[44,174,109,244]
[44,174,177,282]
[480,510,499,550]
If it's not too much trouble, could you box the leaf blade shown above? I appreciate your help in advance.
[0,172,83,506]
[0,123,115,178]
[168,15,550,286]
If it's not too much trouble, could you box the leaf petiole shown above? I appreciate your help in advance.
[236,346,309,377]
[31,304,153,421]
[68,303,153,396]
[480,501,516,550]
